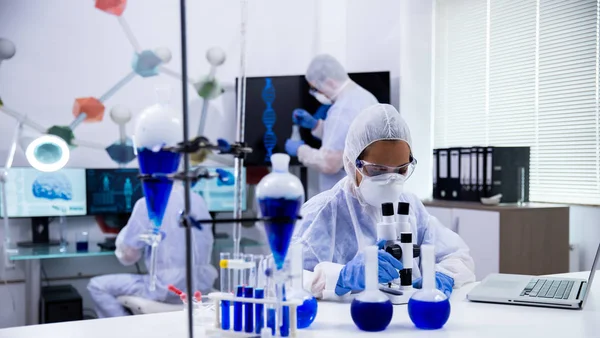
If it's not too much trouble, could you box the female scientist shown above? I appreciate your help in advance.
[292,104,475,300]
[87,184,217,317]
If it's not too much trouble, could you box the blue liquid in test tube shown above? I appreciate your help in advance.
[267,308,276,336]
[234,286,243,332]
[281,304,290,337]
[220,252,231,330]
[244,286,254,333]
[255,288,264,334]
[221,300,230,330]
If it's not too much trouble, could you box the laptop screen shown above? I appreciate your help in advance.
[582,243,600,308]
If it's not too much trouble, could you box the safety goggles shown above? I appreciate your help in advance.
[355,155,417,179]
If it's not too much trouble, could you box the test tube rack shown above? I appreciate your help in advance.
[207,292,303,338]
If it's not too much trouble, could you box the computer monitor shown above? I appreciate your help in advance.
[191,167,247,212]
[242,71,391,166]
[0,167,87,217]
[85,168,144,215]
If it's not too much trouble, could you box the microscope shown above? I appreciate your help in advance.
[377,202,420,304]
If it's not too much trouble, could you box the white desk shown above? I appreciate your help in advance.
[1,271,598,338]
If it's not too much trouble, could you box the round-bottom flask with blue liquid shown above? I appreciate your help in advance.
[407,245,451,330]
[287,243,318,329]
[351,290,393,332]
[350,246,393,332]
[408,290,450,329]
[288,287,318,329]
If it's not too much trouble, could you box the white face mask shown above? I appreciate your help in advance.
[358,173,406,207]
[311,91,333,105]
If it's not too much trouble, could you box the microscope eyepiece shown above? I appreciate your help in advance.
[398,202,410,216]
[381,202,395,216]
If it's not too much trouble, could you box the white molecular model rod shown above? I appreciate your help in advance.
[99,71,136,102]
[160,66,196,86]
[71,138,107,150]
[0,106,46,133]
[117,16,142,53]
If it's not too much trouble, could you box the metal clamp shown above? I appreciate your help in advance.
[178,214,303,231]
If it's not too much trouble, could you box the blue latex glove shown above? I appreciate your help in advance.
[216,168,234,186]
[285,139,305,157]
[313,104,332,121]
[335,250,403,296]
[292,109,317,129]
[412,272,455,298]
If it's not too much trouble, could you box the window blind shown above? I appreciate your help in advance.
[433,0,600,205]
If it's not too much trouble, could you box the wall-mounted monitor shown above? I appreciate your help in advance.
[241,71,390,166]
[0,167,87,217]
[85,168,144,215]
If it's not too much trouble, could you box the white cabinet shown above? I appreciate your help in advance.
[426,206,499,281]
[425,206,453,231]
[452,209,499,281]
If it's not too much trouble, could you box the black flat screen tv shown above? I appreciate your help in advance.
[241,71,390,166]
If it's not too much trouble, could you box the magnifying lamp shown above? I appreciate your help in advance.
[21,134,70,172]
[2,126,70,263]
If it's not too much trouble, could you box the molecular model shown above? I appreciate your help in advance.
[0,0,226,167]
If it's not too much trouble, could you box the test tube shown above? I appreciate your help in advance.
[234,285,244,331]
[265,257,276,336]
[244,285,254,333]
[220,252,231,330]
[256,255,267,289]
[266,307,276,336]
[281,286,290,337]
[255,288,265,334]
[244,254,255,286]
[244,254,255,333]
[254,254,265,287]
[232,252,241,289]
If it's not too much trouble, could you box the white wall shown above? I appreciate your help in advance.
[347,0,434,199]
[0,0,320,168]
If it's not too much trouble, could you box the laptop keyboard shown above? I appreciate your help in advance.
[520,279,574,299]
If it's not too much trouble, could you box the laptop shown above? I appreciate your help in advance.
[467,243,600,309]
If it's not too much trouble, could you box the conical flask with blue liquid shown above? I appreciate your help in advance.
[134,85,182,291]
[256,153,304,336]
[256,153,304,270]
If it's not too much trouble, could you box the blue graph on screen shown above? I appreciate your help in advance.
[262,78,276,162]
